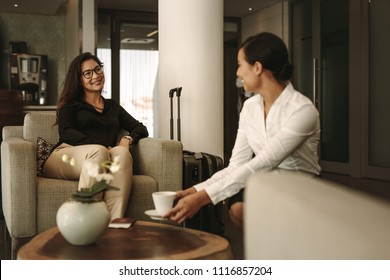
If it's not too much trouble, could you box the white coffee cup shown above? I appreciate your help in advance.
[152,191,176,216]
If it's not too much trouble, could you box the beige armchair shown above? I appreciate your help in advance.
[1,112,183,258]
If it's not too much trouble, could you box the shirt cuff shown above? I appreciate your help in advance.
[194,181,208,192]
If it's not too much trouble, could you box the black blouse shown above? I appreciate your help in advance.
[57,97,149,148]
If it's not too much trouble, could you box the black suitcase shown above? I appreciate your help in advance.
[169,87,225,236]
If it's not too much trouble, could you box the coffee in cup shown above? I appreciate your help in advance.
[152,191,176,216]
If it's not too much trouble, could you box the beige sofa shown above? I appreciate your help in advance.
[244,172,390,259]
[1,112,183,257]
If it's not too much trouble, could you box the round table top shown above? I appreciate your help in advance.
[17,220,232,260]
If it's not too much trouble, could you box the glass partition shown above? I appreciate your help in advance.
[368,0,390,168]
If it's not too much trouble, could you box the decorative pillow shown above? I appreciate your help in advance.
[36,137,55,176]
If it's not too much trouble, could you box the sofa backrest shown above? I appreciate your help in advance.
[23,112,59,145]
[245,172,390,259]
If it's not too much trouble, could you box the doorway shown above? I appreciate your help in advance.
[97,11,158,136]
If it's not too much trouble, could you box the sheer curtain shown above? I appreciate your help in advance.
[97,48,112,98]
[97,48,158,137]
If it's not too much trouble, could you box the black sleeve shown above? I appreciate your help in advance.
[117,104,149,143]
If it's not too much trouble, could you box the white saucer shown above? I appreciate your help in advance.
[145,209,166,221]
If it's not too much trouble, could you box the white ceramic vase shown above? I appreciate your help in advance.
[56,199,111,246]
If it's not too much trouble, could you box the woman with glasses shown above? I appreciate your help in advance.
[43,52,149,219]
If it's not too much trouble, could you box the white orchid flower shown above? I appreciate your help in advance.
[96,173,114,184]
[62,154,76,166]
[64,154,121,191]
[109,156,121,173]
[69,158,76,166]
[62,154,69,162]
[109,163,120,174]
[83,159,100,178]
[113,154,120,164]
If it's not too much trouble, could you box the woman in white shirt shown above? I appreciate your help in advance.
[165,32,321,231]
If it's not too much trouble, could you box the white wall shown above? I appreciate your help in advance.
[66,0,96,68]
[65,0,80,67]
[241,1,289,45]
[81,0,96,54]
[157,0,224,157]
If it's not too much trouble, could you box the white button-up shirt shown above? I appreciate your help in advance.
[194,83,321,204]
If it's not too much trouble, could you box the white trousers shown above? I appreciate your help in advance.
[43,143,133,219]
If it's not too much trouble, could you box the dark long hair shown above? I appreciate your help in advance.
[240,32,294,82]
[57,52,103,112]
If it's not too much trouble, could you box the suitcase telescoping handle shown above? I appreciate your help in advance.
[169,87,182,141]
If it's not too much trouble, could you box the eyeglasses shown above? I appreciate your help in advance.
[81,65,104,79]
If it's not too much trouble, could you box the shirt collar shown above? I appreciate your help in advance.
[254,82,295,106]
[273,82,295,106]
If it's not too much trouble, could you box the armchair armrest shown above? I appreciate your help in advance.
[2,125,23,140]
[132,138,183,192]
[1,137,37,238]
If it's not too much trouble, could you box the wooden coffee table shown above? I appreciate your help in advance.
[17,220,232,260]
